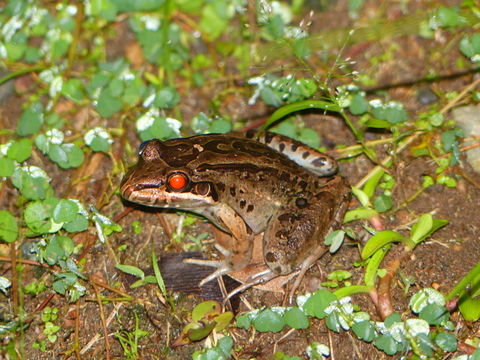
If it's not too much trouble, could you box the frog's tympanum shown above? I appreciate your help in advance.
[120,132,350,294]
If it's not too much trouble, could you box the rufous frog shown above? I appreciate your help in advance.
[120,131,350,293]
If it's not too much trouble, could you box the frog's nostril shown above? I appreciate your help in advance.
[265,252,277,263]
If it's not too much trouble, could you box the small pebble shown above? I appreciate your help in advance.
[417,88,438,105]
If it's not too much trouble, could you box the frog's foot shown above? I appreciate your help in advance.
[222,269,278,303]
[183,258,232,287]
[184,243,234,286]
[287,248,329,303]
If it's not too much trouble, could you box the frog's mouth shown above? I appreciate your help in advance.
[120,182,215,209]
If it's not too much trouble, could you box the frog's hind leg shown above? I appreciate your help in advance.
[263,177,350,302]
[184,205,254,286]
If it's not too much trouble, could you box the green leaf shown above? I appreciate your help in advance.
[53,199,79,223]
[361,231,406,259]
[351,186,371,207]
[373,194,393,213]
[192,301,221,322]
[364,245,389,287]
[460,33,480,62]
[116,264,145,279]
[384,312,401,327]
[458,297,480,321]
[324,230,345,253]
[252,309,285,333]
[50,38,70,61]
[63,214,89,233]
[327,270,352,282]
[235,314,251,329]
[410,213,433,245]
[436,7,467,28]
[5,0,29,16]
[292,37,311,59]
[209,118,232,134]
[434,332,457,352]
[186,321,216,341]
[49,144,84,169]
[217,336,233,356]
[349,93,368,115]
[260,87,283,107]
[151,249,166,295]
[17,103,44,136]
[153,87,180,109]
[84,127,113,153]
[213,312,234,332]
[303,289,337,319]
[325,311,341,333]
[343,207,378,223]
[384,105,408,124]
[199,2,229,40]
[96,88,123,118]
[419,304,449,325]
[0,210,18,243]
[352,320,375,342]
[7,138,33,162]
[363,118,391,129]
[61,78,85,103]
[52,272,78,295]
[262,100,341,131]
[410,216,448,248]
[63,144,84,168]
[44,235,75,265]
[5,33,27,61]
[148,117,181,140]
[416,333,435,358]
[11,166,54,200]
[264,14,285,40]
[283,307,309,329]
[0,157,15,177]
[122,77,146,105]
[297,128,320,148]
[24,200,62,235]
[373,334,398,355]
[441,129,462,152]
[409,288,446,314]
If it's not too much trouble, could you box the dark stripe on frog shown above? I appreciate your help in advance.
[200,138,270,158]
[311,156,328,167]
[263,132,275,144]
[196,162,265,174]
[155,146,202,168]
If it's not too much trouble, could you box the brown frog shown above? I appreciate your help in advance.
[120,131,350,293]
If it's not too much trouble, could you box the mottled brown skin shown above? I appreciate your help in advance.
[121,132,350,285]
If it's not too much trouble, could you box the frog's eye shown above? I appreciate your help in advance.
[138,140,149,155]
[167,173,189,191]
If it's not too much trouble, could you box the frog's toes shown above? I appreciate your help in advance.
[183,258,232,286]
[213,243,231,257]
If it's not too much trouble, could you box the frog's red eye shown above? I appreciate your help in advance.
[168,173,188,191]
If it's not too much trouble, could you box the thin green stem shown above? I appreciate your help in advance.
[0,65,46,86]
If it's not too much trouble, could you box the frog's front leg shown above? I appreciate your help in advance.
[185,204,254,286]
